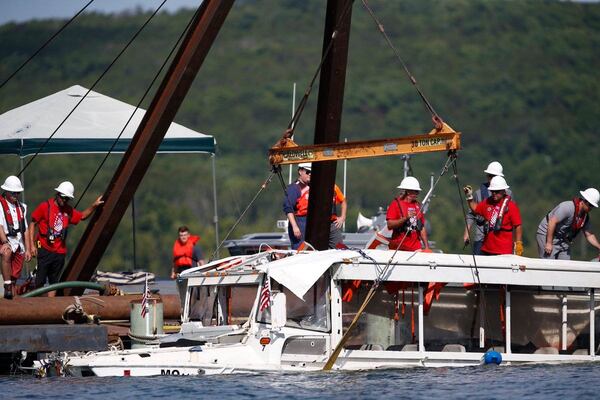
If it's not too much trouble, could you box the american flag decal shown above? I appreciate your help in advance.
[141,273,150,318]
[259,276,271,312]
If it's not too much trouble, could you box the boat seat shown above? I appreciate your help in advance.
[386,345,403,351]
[441,344,466,352]
[401,344,419,351]
[486,347,504,353]
[360,344,384,351]
[534,347,559,354]
[572,349,588,355]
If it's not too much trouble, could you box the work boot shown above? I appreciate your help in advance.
[3,283,13,300]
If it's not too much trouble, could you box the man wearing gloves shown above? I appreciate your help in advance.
[464,176,523,256]
[463,161,514,255]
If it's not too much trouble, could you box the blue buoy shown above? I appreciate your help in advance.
[483,350,502,365]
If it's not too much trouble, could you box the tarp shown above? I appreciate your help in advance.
[258,249,600,300]
[0,85,216,156]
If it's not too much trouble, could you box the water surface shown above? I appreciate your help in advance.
[2,363,598,399]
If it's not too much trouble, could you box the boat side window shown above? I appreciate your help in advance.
[187,285,255,326]
[188,286,218,325]
[257,275,331,333]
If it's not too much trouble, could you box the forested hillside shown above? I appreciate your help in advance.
[1,0,599,276]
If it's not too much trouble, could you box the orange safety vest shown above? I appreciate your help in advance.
[295,186,310,217]
[172,234,200,268]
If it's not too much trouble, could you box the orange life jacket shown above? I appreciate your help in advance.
[172,234,200,268]
[295,185,310,217]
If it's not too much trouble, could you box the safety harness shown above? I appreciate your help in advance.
[546,197,588,243]
[0,196,25,237]
[485,195,512,235]
[394,197,424,233]
[40,199,69,244]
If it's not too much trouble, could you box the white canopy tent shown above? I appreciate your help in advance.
[0,85,220,262]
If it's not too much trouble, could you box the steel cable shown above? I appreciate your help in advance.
[360,0,442,124]
[209,170,278,261]
[74,4,203,208]
[0,0,95,91]
[324,153,455,370]
[286,0,355,135]
[451,158,497,352]
[17,0,169,178]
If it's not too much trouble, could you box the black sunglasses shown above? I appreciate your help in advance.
[58,194,71,201]
[490,190,503,194]
[7,191,20,196]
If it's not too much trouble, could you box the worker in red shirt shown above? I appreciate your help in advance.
[28,181,103,296]
[386,176,430,251]
[171,226,205,279]
[464,176,523,256]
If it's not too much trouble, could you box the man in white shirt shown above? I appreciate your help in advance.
[0,176,31,299]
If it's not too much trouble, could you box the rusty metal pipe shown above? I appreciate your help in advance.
[0,294,180,325]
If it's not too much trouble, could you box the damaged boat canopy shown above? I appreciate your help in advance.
[258,249,600,301]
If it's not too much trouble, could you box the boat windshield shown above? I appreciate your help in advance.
[257,274,331,333]
[187,285,256,326]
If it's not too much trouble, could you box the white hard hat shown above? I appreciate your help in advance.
[580,188,599,208]
[484,161,504,177]
[298,162,312,172]
[488,176,510,191]
[397,176,422,191]
[55,181,75,198]
[1,176,24,192]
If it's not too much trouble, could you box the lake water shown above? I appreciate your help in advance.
[2,363,599,399]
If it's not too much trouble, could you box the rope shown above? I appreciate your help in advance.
[209,170,278,261]
[451,157,496,351]
[73,4,202,208]
[17,0,168,178]
[360,0,442,126]
[324,153,455,370]
[0,0,95,91]
[285,0,355,136]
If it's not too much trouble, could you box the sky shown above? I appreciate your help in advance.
[0,0,201,26]
[2,0,598,26]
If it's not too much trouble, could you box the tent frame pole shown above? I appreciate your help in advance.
[211,152,219,258]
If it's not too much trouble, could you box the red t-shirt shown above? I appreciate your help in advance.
[31,199,82,254]
[386,198,425,251]
[474,197,522,255]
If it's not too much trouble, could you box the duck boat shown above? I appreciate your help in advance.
[37,248,600,376]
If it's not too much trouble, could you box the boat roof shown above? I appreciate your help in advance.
[257,249,600,300]
[178,248,600,301]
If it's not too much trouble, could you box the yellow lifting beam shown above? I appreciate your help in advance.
[269,123,461,166]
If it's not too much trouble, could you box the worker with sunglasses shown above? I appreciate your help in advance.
[463,161,514,255]
[464,176,523,256]
[536,188,600,260]
[28,181,103,296]
[283,162,347,250]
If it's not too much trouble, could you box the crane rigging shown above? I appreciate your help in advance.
[269,122,461,167]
